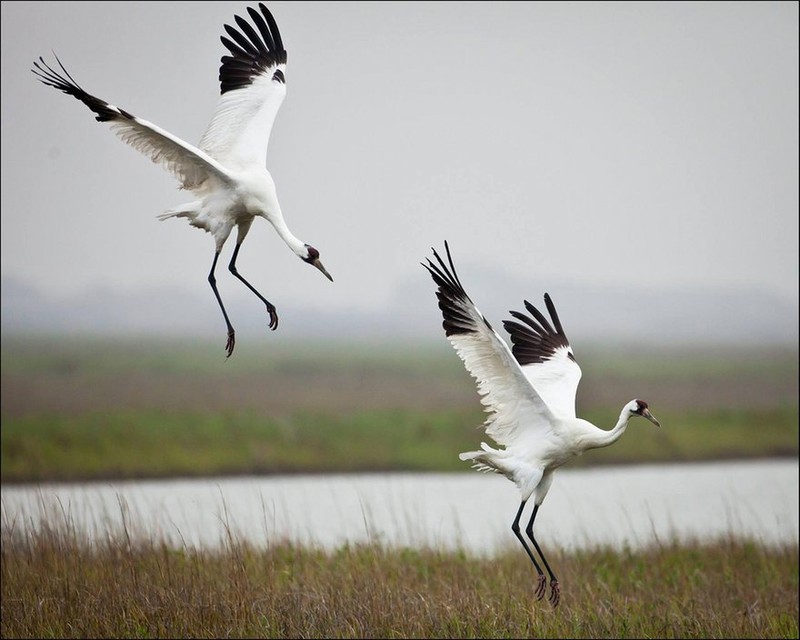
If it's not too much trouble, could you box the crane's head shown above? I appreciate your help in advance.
[301,244,333,281]
[626,399,661,427]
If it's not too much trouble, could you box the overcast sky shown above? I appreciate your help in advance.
[2,1,798,320]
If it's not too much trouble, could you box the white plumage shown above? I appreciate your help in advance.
[33,3,332,358]
[423,241,661,606]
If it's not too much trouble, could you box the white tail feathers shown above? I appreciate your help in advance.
[156,202,213,235]
[156,201,201,222]
[156,210,192,222]
[459,441,496,460]
[459,442,502,474]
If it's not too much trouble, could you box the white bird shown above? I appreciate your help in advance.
[423,241,661,607]
[32,3,332,358]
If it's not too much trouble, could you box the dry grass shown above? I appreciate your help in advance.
[2,515,797,639]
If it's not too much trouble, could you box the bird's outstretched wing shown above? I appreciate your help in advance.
[31,56,233,192]
[423,242,557,448]
[199,3,288,169]
[502,296,583,419]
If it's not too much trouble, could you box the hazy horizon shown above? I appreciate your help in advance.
[2,2,798,343]
[3,267,797,347]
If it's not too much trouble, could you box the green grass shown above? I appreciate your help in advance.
[578,406,798,466]
[2,405,797,483]
[1,520,797,638]
[1,337,797,483]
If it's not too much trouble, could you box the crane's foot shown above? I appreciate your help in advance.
[225,330,235,359]
[534,574,547,601]
[267,303,279,331]
[549,579,560,607]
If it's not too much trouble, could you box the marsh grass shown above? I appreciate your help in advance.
[2,507,797,639]
[2,406,797,483]
[2,338,797,483]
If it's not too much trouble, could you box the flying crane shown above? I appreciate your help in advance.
[33,3,332,357]
[423,241,661,606]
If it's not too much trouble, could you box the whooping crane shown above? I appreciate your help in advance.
[32,3,332,358]
[423,241,661,607]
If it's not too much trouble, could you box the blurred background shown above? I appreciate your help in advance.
[1,1,797,483]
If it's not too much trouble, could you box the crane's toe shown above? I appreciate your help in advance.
[549,579,560,607]
[534,574,547,600]
[225,331,235,358]
[267,304,279,331]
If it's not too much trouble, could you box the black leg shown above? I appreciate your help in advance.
[511,500,547,601]
[208,250,236,358]
[228,241,278,331]
[525,504,560,607]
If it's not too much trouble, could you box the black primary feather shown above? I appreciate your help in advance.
[503,295,574,366]
[219,3,287,95]
[423,241,494,337]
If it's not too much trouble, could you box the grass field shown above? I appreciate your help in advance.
[1,336,797,483]
[1,518,797,639]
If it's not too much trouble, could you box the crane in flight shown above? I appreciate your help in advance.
[32,3,332,358]
[423,241,661,607]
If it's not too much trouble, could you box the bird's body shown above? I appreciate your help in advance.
[33,3,332,357]
[423,241,660,606]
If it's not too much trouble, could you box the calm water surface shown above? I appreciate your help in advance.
[2,459,797,553]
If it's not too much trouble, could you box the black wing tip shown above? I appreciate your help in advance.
[32,55,125,123]
[505,293,572,366]
[423,242,573,364]
[424,241,485,337]
[32,54,71,86]
[218,3,287,95]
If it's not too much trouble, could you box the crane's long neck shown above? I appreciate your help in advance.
[583,408,632,451]
[265,212,305,257]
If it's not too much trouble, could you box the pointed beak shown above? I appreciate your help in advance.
[313,258,333,282]
[643,409,661,428]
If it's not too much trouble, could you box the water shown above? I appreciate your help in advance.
[2,459,797,553]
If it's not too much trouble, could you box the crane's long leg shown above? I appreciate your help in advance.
[228,241,279,331]
[208,250,236,358]
[525,504,559,607]
[511,500,547,601]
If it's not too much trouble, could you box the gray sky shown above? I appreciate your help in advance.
[2,1,798,321]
